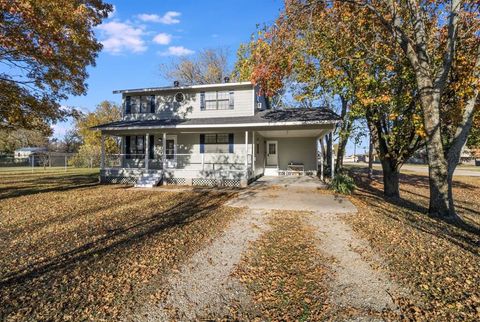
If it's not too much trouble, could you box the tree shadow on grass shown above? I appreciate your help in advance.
[0,190,234,291]
[0,173,100,200]
[349,167,480,256]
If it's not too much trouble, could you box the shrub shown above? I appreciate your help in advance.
[329,172,356,195]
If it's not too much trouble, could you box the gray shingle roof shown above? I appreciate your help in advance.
[93,108,341,130]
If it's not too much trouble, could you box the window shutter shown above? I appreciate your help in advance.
[228,133,234,153]
[125,96,131,114]
[229,91,234,109]
[149,135,154,159]
[200,134,205,153]
[125,136,131,159]
[150,95,155,113]
[200,92,205,110]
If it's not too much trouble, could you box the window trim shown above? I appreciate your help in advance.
[200,133,234,153]
[125,95,156,114]
[201,90,234,110]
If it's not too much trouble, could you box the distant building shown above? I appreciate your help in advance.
[14,147,47,159]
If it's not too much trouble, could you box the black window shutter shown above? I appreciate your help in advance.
[200,92,205,110]
[200,134,205,153]
[228,133,234,153]
[150,95,155,113]
[125,96,131,114]
[125,136,131,159]
[229,91,234,109]
[149,135,154,159]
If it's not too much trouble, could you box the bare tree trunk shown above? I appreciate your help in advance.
[368,135,373,179]
[381,159,400,198]
[418,83,452,218]
[335,96,350,172]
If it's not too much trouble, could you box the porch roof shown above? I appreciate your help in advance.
[93,108,341,132]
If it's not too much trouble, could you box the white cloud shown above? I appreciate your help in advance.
[153,32,172,45]
[160,46,194,56]
[137,11,181,24]
[96,21,147,54]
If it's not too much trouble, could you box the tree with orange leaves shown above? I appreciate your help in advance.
[234,1,425,197]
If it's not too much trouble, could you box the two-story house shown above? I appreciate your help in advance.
[94,80,340,187]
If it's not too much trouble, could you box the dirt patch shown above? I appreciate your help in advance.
[308,213,407,320]
[136,208,269,321]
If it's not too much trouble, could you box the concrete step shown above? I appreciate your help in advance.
[135,173,162,188]
[264,167,279,176]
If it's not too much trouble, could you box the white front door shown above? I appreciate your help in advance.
[165,135,177,168]
[266,141,278,166]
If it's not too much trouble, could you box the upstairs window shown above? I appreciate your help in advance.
[125,95,155,114]
[200,91,234,110]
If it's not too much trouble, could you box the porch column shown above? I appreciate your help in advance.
[145,133,149,170]
[120,136,125,167]
[320,138,325,180]
[251,131,255,176]
[330,132,334,179]
[100,132,105,170]
[162,132,167,170]
[245,130,249,179]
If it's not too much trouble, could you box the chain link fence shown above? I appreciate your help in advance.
[0,153,99,172]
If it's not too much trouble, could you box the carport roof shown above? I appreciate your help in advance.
[93,108,341,131]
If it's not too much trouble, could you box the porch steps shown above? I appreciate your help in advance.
[264,167,279,176]
[134,173,162,188]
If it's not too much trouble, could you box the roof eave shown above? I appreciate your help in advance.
[112,81,253,94]
[95,119,340,132]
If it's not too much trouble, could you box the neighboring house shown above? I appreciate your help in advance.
[94,81,341,187]
[14,147,47,159]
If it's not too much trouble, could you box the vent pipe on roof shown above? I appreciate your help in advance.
[224,76,230,83]
[173,80,180,87]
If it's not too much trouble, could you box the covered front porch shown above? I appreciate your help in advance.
[98,124,336,187]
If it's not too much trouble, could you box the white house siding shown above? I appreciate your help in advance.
[122,84,254,121]
[274,137,317,171]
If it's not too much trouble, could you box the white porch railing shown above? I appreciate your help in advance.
[103,153,253,173]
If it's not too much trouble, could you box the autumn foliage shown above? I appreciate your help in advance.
[0,0,112,132]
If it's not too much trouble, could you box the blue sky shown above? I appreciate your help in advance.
[54,0,284,136]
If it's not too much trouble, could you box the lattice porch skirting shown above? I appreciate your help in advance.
[100,176,137,185]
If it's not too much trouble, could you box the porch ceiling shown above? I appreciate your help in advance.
[258,128,329,138]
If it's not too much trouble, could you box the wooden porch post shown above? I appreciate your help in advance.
[162,132,167,170]
[330,132,334,179]
[100,132,105,170]
[145,133,149,170]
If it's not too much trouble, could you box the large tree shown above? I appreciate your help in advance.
[71,101,120,167]
[0,0,112,133]
[238,1,424,197]
[0,128,49,153]
[340,0,480,219]
[160,48,231,85]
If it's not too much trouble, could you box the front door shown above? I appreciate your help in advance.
[266,141,278,166]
